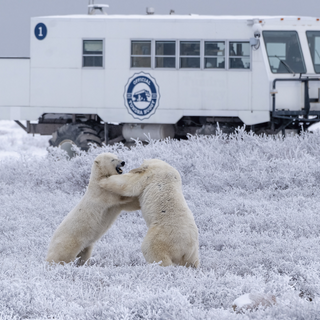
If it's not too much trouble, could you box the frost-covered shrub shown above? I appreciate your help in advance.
[2,130,320,319]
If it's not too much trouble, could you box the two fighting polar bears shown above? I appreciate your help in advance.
[99,159,200,268]
[47,153,199,268]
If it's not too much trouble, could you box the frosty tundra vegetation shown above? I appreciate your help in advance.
[1,128,320,319]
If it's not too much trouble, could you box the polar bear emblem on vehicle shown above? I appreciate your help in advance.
[133,89,150,102]
[124,72,160,120]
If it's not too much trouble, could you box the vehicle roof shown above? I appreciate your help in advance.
[33,14,319,22]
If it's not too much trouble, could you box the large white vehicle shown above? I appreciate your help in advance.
[1,4,320,151]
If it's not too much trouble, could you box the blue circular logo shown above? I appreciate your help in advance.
[124,72,160,120]
[34,23,47,40]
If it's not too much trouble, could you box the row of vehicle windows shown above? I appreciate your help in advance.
[82,39,251,70]
[130,40,250,69]
[82,31,320,74]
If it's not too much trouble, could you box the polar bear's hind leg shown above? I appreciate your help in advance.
[76,245,94,266]
[180,256,200,268]
[143,250,173,267]
[180,248,200,268]
[141,231,174,266]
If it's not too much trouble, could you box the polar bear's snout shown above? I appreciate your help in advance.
[116,161,125,174]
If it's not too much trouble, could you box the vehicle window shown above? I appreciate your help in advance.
[306,31,320,73]
[131,41,151,68]
[229,42,250,69]
[204,41,225,69]
[180,41,200,68]
[83,40,103,67]
[263,31,306,74]
[155,41,176,68]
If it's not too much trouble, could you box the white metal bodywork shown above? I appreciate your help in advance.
[1,15,320,125]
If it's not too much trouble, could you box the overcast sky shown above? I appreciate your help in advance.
[0,0,319,56]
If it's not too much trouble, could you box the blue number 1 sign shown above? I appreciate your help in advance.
[34,23,47,40]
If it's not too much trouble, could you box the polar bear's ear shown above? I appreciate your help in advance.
[95,160,100,165]
[129,165,148,174]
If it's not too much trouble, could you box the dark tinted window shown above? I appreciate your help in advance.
[306,31,320,73]
[205,41,225,69]
[83,40,103,67]
[156,41,175,55]
[156,41,175,68]
[229,42,250,69]
[263,31,306,74]
[131,41,151,55]
[180,41,200,68]
[131,41,151,68]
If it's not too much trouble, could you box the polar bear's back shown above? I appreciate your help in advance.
[139,162,199,267]
[140,164,194,223]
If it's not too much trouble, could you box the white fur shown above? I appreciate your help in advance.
[46,153,140,265]
[232,293,276,313]
[99,159,200,268]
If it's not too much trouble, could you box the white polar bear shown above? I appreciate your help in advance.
[46,153,140,265]
[99,159,200,268]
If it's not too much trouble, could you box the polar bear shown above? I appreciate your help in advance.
[99,159,200,268]
[46,153,140,265]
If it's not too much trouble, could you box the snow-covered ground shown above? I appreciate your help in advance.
[308,121,320,133]
[0,121,49,160]
[1,121,320,319]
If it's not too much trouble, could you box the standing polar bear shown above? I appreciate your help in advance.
[99,159,200,268]
[46,153,140,265]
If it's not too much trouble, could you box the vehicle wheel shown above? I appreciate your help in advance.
[85,119,105,141]
[49,123,102,156]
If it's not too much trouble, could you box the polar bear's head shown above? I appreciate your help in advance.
[93,153,125,179]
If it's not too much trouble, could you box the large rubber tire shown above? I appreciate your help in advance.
[49,123,102,155]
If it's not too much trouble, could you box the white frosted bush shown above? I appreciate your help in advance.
[1,130,320,318]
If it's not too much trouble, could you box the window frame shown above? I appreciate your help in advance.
[179,40,201,69]
[82,38,104,69]
[203,40,227,70]
[228,40,252,71]
[306,30,320,74]
[130,39,153,69]
[154,40,178,70]
[262,30,306,74]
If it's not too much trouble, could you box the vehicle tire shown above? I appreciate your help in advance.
[49,123,102,156]
[84,119,105,141]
